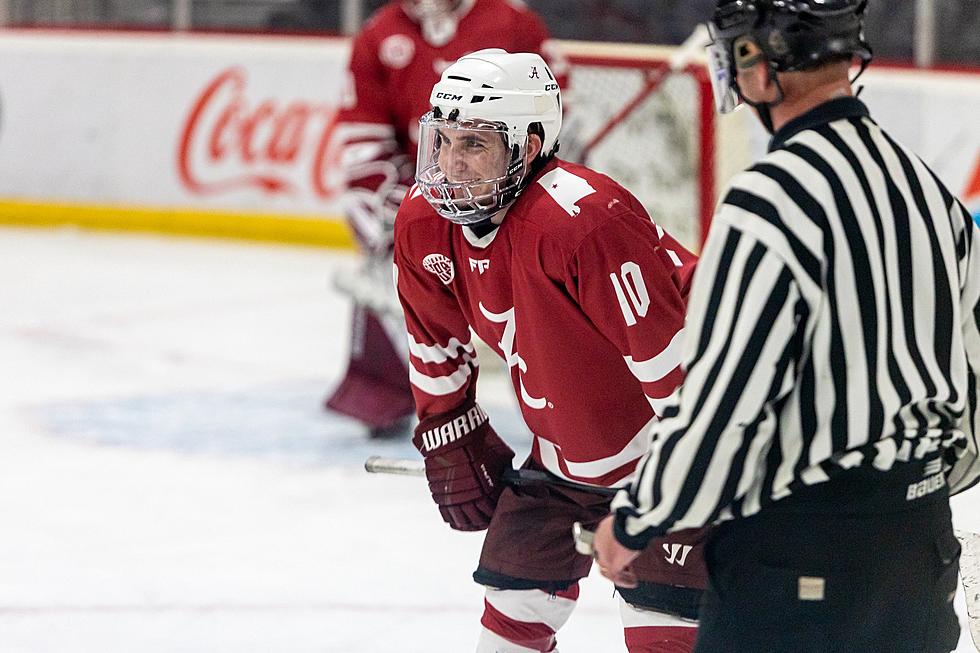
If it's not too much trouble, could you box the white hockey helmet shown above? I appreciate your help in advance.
[416,49,563,224]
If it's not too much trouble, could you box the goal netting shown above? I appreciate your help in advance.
[562,40,761,251]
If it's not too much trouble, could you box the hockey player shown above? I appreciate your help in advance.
[395,49,707,653]
[325,0,566,438]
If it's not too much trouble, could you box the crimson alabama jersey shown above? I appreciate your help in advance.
[339,0,564,164]
[394,159,697,488]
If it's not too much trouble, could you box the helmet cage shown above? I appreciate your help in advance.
[416,113,529,225]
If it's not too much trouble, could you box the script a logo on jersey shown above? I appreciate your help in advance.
[423,253,455,285]
[663,543,693,566]
[479,303,548,410]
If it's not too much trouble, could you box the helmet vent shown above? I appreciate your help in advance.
[447,75,471,81]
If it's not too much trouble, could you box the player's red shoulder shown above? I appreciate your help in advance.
[393,184,449,251]
[514,159,651,245]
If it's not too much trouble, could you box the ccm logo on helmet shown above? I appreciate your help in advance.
[544,83,558,91]
[435,92,464,101]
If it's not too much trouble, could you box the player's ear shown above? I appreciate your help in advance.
[734,38,778,105]
[525,133,543,166]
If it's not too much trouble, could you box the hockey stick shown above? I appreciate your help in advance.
[364,455,619,497]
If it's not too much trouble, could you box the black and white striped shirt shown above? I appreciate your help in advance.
[613,97,980,546]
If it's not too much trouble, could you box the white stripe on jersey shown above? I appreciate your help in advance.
[535,414,657,483]
[407,333,475,364]
[646,393,676,416]
[624,328,686,383]
[408,354,478,396]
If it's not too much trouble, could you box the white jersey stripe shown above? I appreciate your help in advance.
[407,333,475,364]
[408,355,477,396]
[535,414,656,482]
[624,328,686,383]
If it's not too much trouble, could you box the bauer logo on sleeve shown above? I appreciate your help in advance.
[422,253,455,285]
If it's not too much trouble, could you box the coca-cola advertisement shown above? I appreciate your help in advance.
[177,65,343,204]
[0,32,351,218]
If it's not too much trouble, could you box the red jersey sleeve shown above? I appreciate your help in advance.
[393,204,479,420]
[568,211,697,417]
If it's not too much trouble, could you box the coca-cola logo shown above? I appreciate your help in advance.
[177,67,342,199]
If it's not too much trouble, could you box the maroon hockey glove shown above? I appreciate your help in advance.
[412,399,514,531]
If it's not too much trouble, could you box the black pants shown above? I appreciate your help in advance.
[694,494,960,652]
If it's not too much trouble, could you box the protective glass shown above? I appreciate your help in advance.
[416,112,527,225]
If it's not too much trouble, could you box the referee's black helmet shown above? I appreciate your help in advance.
[706,0,872,113]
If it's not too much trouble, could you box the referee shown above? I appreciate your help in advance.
[593,1,980,652]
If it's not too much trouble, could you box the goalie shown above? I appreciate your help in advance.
[324,0,567,438]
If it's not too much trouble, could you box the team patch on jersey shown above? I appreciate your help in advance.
[423,253,455,285]
[537,167,597,217]
[379,34,415,70]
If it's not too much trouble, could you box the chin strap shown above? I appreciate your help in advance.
[852,57,871,98]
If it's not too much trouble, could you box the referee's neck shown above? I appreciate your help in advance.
[768,70,854,133]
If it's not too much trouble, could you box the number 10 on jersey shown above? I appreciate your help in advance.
[610,261,650,326]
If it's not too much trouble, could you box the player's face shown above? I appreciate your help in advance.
[403,0,459,16]
[435,127,510,194]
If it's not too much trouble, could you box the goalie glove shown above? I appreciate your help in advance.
[412,397,514,531]
[330,122,414,254]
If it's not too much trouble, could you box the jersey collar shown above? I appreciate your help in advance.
[768,96,871,152]
[462,207,507,249]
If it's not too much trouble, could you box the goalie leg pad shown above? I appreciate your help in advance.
[325,305,414,429]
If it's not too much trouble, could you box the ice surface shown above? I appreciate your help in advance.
[0,227,975,652]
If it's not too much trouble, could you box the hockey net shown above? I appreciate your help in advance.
[562,40,760,251]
